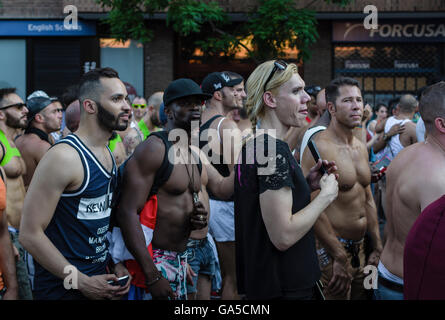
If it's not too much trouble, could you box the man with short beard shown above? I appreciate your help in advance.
[0,87,32,300]
[20,68,132,300]
[301,77,382,300]
[16,91,63,188]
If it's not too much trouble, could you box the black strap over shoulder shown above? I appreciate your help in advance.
[148,130,174,197]
[149,130,202,195]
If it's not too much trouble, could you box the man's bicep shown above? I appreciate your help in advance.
[119,140,163,211]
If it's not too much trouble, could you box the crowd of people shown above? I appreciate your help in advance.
[0,61,444,300]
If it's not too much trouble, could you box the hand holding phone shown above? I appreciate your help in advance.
[107,275,129,287]
[307,140,327,175]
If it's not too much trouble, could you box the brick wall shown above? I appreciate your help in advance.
[303,21,332,88]
[0,0,63,18]
[1,0,441,16]
[143,24,175,97]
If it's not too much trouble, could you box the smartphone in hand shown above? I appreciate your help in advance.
[107,275,129,287]
[307,140,327,175]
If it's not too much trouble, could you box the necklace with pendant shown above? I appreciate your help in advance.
[180,146,200,204]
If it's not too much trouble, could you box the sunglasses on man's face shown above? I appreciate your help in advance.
[132,104,147,109]
[263,60,288,93]
[0,102,27,110]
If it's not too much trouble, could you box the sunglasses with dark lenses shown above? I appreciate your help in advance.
[263,60,288,92]
[305,86,322,96]
[0,102,27,110]
[132,104,147,109]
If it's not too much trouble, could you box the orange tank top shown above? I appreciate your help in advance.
[0,177,7,291]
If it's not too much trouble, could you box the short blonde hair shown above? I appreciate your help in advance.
[245,60,298,126]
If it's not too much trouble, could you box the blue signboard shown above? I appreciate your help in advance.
[0,20,96,36]
[333,21,445,43]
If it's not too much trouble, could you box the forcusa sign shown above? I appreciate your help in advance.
[370,24,445,38]
[333,21,445,43]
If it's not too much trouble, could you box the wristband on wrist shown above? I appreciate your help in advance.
[145,272,163,287]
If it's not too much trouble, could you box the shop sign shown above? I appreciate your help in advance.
[394,60,419,69]
[333,21,445,42]
[0,20,96,36]
[345,60,370,69]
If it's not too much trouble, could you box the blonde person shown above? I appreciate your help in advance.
[234,60,339,300]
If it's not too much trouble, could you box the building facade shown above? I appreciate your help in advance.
[0,0,444,106]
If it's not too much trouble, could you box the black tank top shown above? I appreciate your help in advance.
[110,130,202,227]
[199,115,232,201]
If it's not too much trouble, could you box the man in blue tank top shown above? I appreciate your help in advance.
[20,67,132,300]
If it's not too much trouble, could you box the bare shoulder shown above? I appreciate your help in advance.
[17,133,50,153]
[127,134,165,175]
[219,117,239,131]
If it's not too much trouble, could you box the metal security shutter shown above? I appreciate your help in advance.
[334,43,441,106]
[30,39,81,98]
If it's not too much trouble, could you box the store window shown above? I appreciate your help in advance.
[0,40,26,99]
[176,35,303,84]
[100,39,144,97]
[334,44,441,106]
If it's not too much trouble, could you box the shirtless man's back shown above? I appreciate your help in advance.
[378,81,445,300]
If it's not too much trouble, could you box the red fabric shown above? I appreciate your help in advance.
[124,195,157,289]
[404,194,445,299]
[366,130,372,142]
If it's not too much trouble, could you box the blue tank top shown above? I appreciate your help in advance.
[34,134,117,300]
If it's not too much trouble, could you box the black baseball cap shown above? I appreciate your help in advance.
[163,78,212,107]
[201,72,243,95]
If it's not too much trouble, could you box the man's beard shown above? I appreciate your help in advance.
[96,101,128,132]
[6,114,26,129]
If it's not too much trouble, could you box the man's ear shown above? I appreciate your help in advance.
[82,99,96,114]
[0,110,5,121]
[263,92,277,109]
[434,117,445,134]
[164,104,173,120]
[34,113,45,123]
[327,101,336,116]
[213,91,223,102]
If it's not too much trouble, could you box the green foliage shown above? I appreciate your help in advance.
[96,0,353,62]
[247,0,318,61]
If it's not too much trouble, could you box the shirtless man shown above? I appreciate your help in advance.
[116,78,234,300]
[199,71,243,300]
[378,82,445,300]
[0,88,32,299]
[226,72,251,137]
[301,77,382,300]
[0,166,18,300]
[19,68,132,300]
[16,94,63,187]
